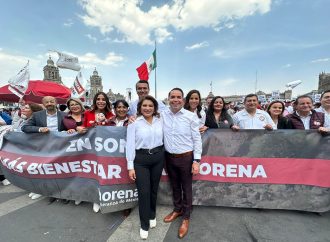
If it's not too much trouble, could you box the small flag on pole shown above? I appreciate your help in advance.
[55,51,81,71]
[8,61,30,98]
[70,72,87,98]
[136,49,157,81]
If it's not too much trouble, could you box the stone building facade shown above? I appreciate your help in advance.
[89,68,103,99]
[318,72,330,93]
[43,56,62,84]
[106,89,125,102]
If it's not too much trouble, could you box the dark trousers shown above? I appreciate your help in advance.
[165,152,193,219]
[134,150,164,231]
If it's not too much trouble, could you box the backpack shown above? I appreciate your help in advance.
[0,111,12,125]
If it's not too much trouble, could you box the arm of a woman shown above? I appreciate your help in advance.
[126,123,136,180]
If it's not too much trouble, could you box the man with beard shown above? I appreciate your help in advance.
[232,94,276,130]
[162,88,202,239]
[128,80,166,116]
[22,96,66,133]
[22,96,67,203]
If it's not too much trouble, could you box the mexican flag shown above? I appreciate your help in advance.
[136,49,157,81]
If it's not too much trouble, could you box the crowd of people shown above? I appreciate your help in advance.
[0,81,329,240]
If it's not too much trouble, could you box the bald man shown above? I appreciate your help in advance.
[22,96,66,133]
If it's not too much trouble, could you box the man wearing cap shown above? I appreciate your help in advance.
[162,88,202,239]
[232,94,276,130]
[128,80,166,116]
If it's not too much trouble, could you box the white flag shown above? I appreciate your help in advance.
[70,72,87,98]
[8,61,30,98]
[56,51,81,71]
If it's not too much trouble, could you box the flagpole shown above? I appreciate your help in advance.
[154,40,157,99]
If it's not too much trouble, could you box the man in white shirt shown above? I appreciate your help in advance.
[315,90,330,119]
[162,88,202,239]
[128,80,166,116]
[232,94,276,130]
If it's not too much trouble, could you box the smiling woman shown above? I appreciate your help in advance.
[126,95,164,239]
[79,92,114,129]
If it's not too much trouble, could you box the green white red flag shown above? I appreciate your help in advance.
[136,49,157,81]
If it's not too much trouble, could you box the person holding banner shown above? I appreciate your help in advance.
[21,96,67,203]
[13,103,43,198]
[184,89,208,133]
[287,95,330,133]
[77,92,114,212]
[77,92,114,134]
[232,94,276,130]
[15,103,44,131]
[163,88,202,239]
[266,101,293,129]
[63,98,85,134]
[205,96,235,129]
[22,96,66,133]
[126,95,164,240]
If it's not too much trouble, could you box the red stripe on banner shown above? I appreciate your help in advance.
[1,150,330,187]
[0,151,133,185]
[195,156,330,188]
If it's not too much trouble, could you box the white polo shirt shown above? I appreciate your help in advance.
[233,109,276,129]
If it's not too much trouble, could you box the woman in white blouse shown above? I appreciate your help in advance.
[126,95,164,240]
[184,89,208,133]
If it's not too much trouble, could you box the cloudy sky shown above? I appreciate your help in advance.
[0,0,329,100]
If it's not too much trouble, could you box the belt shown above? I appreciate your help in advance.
[136,145,164,155]
[165,151,193,158]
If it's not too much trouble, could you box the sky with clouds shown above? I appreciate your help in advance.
[0,0,329,100]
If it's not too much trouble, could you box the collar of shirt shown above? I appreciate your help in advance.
[241,109,263,116]
[136,115,159,124]
[296,111,312,118]
[167,107,185,116]
[46,111,57,117]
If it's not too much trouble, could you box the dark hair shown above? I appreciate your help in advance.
[135,80,149,90]
[113,99,129,109]
[59,104,67,112]
[92,92,112,114]
[207,96,228,121]
[244,94,258,103]
[266,100,285,117]
[295,95,313,105]
[137,95,159,117]
[321,90,330,100]
[184,90,202,118]
[168,87,184,98]
[28,103,43,113]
